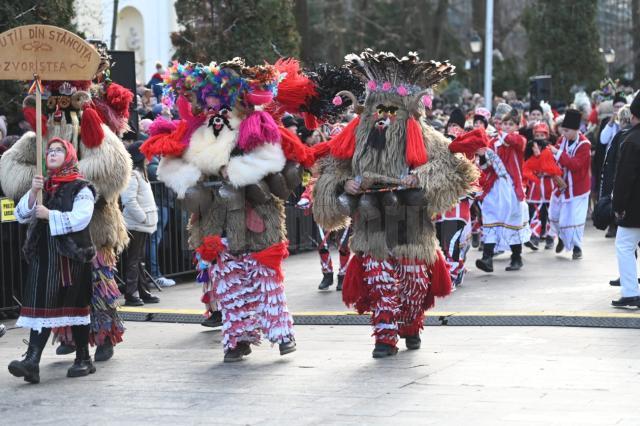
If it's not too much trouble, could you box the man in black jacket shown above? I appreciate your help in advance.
[612,92,640,307]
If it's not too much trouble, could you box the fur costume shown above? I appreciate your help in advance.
[0,46,132,350]
[313,50,478,351]
[142,60,310,357]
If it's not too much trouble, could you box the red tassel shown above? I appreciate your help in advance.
[274,58,318,113]
[328,116,360,159]
[105,83,133,119]
[196,235,225,262]
[309,141,331,162]
[341,255,367,308]
[279,126,314,167]
[428,250,452,298]
[251,241,290,283]
[22,107,47,136]
[448,128,489,160]
[80,105,105,148]
[303,112,320,130]
[140,120,189,160]
[405,117,428,168]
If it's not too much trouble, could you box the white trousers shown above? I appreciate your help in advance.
[615,226,640,297]
[549,193,589,251]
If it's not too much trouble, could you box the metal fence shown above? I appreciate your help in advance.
[0,182,317,312]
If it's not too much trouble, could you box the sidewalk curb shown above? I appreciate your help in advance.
[118,308,640,328]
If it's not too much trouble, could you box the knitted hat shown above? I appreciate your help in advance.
[533,122,549,136]
[493,103,512,121]
[529,102,543,114]
[561,109,581,130]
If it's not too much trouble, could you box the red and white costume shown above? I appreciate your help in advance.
[549,134,591,251]
[479,132,531,250]
[524,147,562,238]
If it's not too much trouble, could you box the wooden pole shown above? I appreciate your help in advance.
[34,74,43,204]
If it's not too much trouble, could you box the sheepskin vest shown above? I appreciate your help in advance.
[24,179,97,263]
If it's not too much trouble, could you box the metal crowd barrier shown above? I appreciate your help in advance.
[0,182,317,310]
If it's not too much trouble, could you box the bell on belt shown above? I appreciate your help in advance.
[400,188,428,206]
[337,192,359,216]
[245,180,271,205]
[282,161,303,190]
[266,172,290,200]
[357,193,382,221]
[181,185,213,214]
[218,182,245,211]
[381,191,401,217]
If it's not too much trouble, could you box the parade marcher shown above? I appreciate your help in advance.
[470,107,491,247]
[445,107,466,139]
[549,109,591,259]
[142,59,315,362]
[476,105,530,272]
[8,138,97,383]
[523,123,563,250]
[120,142,160,306]
[436,128,487,287]
[313,50,477,358]
[0,46,132,363]
[611,92,640,307]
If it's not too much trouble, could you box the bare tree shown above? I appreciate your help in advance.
[633,0,640,86]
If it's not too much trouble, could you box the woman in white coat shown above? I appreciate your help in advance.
[121,142,159,306]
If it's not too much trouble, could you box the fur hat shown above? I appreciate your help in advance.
[562,109,582,130]
[630,91,640,118]
[447,108,465,129]
[493,103,512,121]
[503,108,521,124]
[529,101,543,114]
[613,92,627,106]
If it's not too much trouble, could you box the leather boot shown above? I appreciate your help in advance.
[372,342,398,358]
[318,272,334,290]
[475,243,495,273]
[279,341,297,355]
[56,343,76,355]
[405,335,421,350]
[506,244,523,271]
[94,339,114,362]
[67,346,96,378]
[8,329,50,384]
[336,275,344,291]
[223,342,252,363]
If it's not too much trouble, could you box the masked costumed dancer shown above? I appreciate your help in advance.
[475,104,531,273]
[8,138,97,383]
[0,46,132,363]
[142,59,312,362]
[313,50,478,358]
[523,123,563,250]
[549,109,591,259]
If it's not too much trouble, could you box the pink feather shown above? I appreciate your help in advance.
[148,117,178,136]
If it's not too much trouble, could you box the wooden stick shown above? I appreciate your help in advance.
[34,74,43,204]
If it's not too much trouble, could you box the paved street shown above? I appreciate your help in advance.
[1,323,640,425]
[137,224,626,315]
[1,224,639,425]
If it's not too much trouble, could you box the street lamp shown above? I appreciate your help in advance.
[470,34,483,54]
[469,34,483,92]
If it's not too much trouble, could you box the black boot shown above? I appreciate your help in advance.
[476,243,495,273]
[223,342,252,363]
[471,233,480,248]
[56,343,76,355]
[94,339,114,362]
[405,335,421,350]
[572,247,583,260]
[8,329,51,384]
[279,340,297,355]
[67,346,96,377]
[505,245,523,271]
[555,238,565,253]
[372,342,398,358]
[336,275,344,291]
[544,236,554,250]
[318,272,334,290]
[201,310,223,328]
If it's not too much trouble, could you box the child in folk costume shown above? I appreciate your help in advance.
[8,139,97,383]
[476,105,531,273]
[549,109,591,259]
[470,107,492,247]
[523,123,563,250]
[313,50,478,358]
[435,128,488,287]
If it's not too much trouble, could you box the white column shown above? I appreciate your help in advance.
[484,0,494,110]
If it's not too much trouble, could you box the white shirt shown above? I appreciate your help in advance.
[15,187,95,236]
